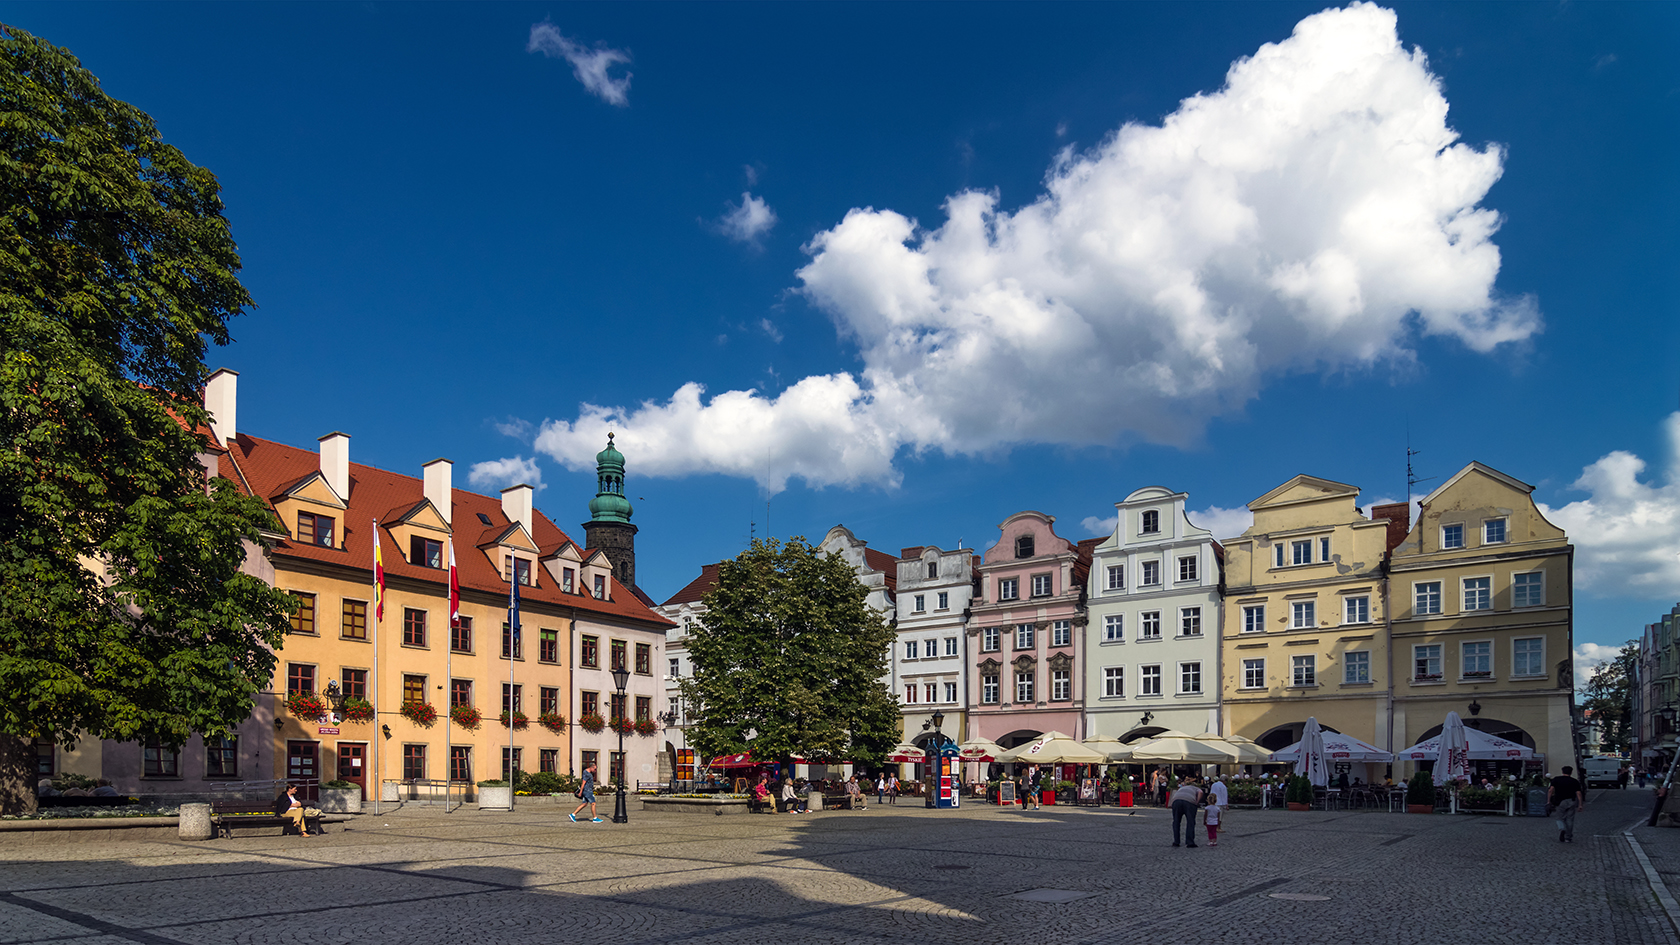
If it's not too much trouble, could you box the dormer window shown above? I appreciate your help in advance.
[926,561,938,579]
[593,574,607,599]
[505,556,533,586]
[1141,510,1159,534]
[411,537,443,569]
[1015,535,1035,558]
[562,567,575,593]
[297,511,334,548]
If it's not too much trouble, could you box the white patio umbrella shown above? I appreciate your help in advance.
[1270,731,1393,764]
[884,742,928,764]
[956,736,1006,762]
[1436,711,1471,785]
[1299,717,1329,787]
[1395,726,1534,763]
[1082,737,1134,762]
[1129,735,1239,765]
[1191,734,1271,765]
[997,731,1107,765]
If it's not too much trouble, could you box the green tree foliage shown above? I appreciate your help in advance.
[1582,641,1638,754]
[0,26,295,809]
[680,538,900,767]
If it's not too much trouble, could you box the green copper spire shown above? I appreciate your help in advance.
[587,433,633,524]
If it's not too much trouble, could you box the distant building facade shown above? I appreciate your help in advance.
[894,546,978,749]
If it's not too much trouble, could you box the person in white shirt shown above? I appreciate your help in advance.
[1209,775,1230,832]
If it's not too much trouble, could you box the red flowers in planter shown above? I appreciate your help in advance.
[580,712,605,733]
[342,697,375,722]
[400,702,438,726]
[608,715,634,735]
[451,705,482,728]
[285,692,328,718]
[499,710,529,730]
[538,712,567,733]
[633,718,658,736]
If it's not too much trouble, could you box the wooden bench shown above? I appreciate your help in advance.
[821,793,860,810]
[210,799,323,838]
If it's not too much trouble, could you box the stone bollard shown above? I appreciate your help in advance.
[178,802,214,841]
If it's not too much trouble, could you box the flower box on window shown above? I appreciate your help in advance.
[342,697,375,722]
[633,718,658,736]
[538,711,567,733]
[499,710,529,730]
[580,712,606,733]
[609,716,635,735]
[400,702,438,726]
[1413,674,1442,681]
[1462,671,1492,678]
[285,692,328,718]
[451,705,482,728]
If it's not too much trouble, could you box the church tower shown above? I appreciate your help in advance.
[582,433,638,593]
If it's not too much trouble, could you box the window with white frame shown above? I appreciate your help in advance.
[1243,604,1265,634]
[904,684,918,704]
[1319,536,1331,561]
[1180,607,1202,637]
[944,682,957,702]
[1415,582,1442,615]
[1179,556,1198,582]
[1344,650,1370,684]
[1463,577,1491,611]
[905,640,918,660]
[1291,600,1316,629]
[913,594,925,612]
[1015,623,1035,649]
[1015,671,1035,703]
[925,683,938,703]
[1462,641,1492,678]
[1104,614,1124,642]
[982,674,999,704]
[998,578,1019,601]
[1141,510,1160,534]
[1051,670,1071,700]
[1513,637,1545,676]
[1242,658,1265,689]
[1274,543,1285,567]
[937,591,949,610]
[1140,664,1162,696]
[982,627,1000,652]
[1414,644,1442,680]
[1052,620,1072,647]
[1031,574,1052,597]
[1513,572,1544,608]
[1104,666,1125,697]
[926,637,938,658]
[1291,540,1312,565]
[1140,611,1161,640]
[1179,661,1202,694]
[945,637,958,656]
[1291,655,1316,687]
[926,561,938,580]
[1442,523,1464,549]
[1343,595,1369,624]
[1107,565,1125,590]
[1484,518,1506,544]
[1141,561,1161,586]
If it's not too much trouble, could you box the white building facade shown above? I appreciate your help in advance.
[1085,487,1224,741]
[893,546,977,747]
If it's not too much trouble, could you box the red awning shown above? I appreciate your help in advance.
[710,752,755,767]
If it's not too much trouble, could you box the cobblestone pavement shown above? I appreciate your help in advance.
[1,787,1673,945]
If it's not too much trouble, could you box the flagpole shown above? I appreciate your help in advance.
[508,575,518,808]
[372,520,383,817]
[445,539,454,814]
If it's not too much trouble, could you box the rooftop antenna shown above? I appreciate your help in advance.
[1406,425,1435,509]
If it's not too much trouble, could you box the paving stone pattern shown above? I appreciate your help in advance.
[0,789,1672,945]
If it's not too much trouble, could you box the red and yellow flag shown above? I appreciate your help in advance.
[373,520,386,622]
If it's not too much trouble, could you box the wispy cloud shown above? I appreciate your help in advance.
[715,191,777,246]
[759,318,783,343]
[527,22,632,107]
[494,417,535,441]
[529,5,1541,493]
[468,455,545,492]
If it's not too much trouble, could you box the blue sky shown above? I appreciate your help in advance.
[21,2,1677,682]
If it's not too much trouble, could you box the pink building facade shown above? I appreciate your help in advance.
[965,511,1094,750]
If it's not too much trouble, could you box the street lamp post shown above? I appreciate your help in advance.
[611,666,630,824]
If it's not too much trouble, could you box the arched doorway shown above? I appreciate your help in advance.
[1255,721,1342,752]
[1416,717,1535,748]
[997,729,1043,750]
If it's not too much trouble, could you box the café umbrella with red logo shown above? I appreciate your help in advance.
[1395,721,1534,765]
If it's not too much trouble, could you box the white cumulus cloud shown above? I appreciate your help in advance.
[1573,642,1629,693]
[1541,412,1680,599]
[468,455,545,492]
[534,4,1539,491]
[527,23,632,107]
[716,192,778,246]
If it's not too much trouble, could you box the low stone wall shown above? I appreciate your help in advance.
[639,796,752,815]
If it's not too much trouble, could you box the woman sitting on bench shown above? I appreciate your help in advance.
[274,785,311,837]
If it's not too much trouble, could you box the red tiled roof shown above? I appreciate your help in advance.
[1073,537,1100,586]
[661,563,721,607]
[219,434,673,629]
[863,547,899,595]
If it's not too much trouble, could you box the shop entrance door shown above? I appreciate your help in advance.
[337,743,367,798]
[287,741,320,800]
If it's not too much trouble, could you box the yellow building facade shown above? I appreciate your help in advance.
[1220,476,1404,761]
[1387,462,1573,774]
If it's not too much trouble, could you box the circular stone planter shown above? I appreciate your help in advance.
[319,787,363,814]
[639,796,751,814]
[477,785,513,810]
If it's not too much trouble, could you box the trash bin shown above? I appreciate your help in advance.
[1526,786,1548,817]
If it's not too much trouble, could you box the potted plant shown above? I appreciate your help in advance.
[399,702,438,726]
[498,710,529,729]
[1055,779,1078,804]
[1406,771,1436,814]
[1285,775,1312,811]
[319,778,363,813]
[580,712,606,733]
[1114,775,1135,808]
[477,779,513,810]
[450,704,482,728]
[538,711,567,734]
[284,691,328,719]
[609,715,635,735]
[633,718,658,736]
[341,697,375,723]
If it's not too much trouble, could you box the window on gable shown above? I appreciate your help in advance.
[1178,556,1197,582]
[594,574,607,599]
[1141,510,1159,534]
[411,536,443,569]
[297,511,334,548]
[926,561,938,579]
[1291,540,1312,565]
[1442,524,1464,549]
[1484,518,1507,544]
[1015,535,1035,558]
[1107,565,1125,590]
[562,568,575,593]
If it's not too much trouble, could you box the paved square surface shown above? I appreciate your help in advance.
[1,787,1673,944]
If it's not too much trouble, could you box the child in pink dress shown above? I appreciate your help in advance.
[1204,797,1221,846]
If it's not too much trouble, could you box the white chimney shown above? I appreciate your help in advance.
[204,368,237,445]
[501,484,533,536]
[423,458,452,525]
[318,432,350,500]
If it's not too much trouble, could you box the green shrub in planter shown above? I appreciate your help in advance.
[1054,780,1077,792]
[1406,771,1435,807]
[519,771,565,795]
[1284,775,1313,805]
[323,780,354,790]
[1115,776,1135,794]
[1228,782,1262,804]
[476,779,509,787]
